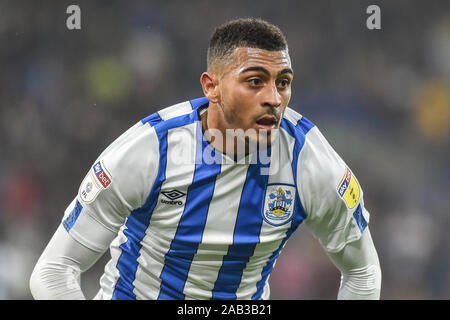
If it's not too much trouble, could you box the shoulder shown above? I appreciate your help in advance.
[280,107,315,141]
[107,96,207,161]
[108,97,206,156]
[282,107,353,215]
[280,107,339,178]
[282,108,368,252]
[280,106,343,184]
[88,98,205,201]
[140,97,208,133]
[295,116,348,204]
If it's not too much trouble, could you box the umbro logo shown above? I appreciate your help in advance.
[161,189,186,200]
[160,189,186,205]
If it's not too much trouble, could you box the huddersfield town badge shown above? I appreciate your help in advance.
[263,184,296,226]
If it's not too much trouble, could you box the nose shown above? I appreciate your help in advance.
[262,82,282,109]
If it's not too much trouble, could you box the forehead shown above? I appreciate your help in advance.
[230,47,292,73]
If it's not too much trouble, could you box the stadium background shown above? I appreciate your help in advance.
[0,0,448,299]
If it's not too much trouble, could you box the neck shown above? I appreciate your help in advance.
[200,103,224,152]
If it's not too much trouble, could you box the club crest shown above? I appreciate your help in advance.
[263,184,296,226]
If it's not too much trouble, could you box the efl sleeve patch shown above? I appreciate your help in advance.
[92,161,112,188]
[337,167,360,209]
[79,160,112,203]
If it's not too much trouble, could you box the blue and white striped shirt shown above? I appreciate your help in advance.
[62,97,369,300]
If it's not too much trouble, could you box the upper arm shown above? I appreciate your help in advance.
[62,121,160,252]
[295,125,381,298]
[30,121,161,299]
[297,126,370,253]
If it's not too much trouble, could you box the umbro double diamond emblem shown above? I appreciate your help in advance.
[160,189,186,205]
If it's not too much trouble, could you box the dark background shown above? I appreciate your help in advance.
[0,0,448,299]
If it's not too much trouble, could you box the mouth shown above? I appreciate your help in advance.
[256,115,278,131]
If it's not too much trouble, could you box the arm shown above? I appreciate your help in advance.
[295,123,381,298]
[326,227,381,299]
[29,224,107,300]
[30,121,160,299]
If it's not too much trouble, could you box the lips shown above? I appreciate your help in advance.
[256,115,278,130]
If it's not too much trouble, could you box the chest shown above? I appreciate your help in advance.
[148,131,305,253]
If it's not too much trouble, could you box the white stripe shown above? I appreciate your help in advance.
[158,101,193,121]
[182,155,250,299]
[236,238,286,299]
[267,127,297,186]
[98,226,130,300]
[235,129,296,299]
[283,107,303,126]
[132,123,197,299]
[98,124,161,300]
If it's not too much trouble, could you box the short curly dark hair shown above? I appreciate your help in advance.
[207,18,288,70]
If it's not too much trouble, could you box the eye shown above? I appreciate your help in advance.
[277,78,291,89]
[248,78,262,86]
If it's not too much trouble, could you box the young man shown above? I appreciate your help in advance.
[30,18,381,300]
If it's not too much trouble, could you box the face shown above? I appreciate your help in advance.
[202,47,293,152]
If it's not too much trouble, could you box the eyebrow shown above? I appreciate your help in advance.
[240,66,293,77]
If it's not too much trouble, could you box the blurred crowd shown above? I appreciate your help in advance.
[0,0,448,299]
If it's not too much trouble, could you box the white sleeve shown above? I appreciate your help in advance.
[327,227,382,299]
[29,224,103,300]
[296,125,380,298]
[62,121,160,252]
[298,126,370,253]
[30,121,160,299]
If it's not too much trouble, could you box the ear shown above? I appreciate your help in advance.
[200,72,220,103]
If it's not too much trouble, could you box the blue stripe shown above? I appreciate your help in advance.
[112,132,168,300]
[297,116,315,133]
[153,110,198,135]
[280,116,315,188]
[63,200,83,232]
[112,111,198,299]
[212,157,270,300]
[141,97,208,127]
[353,204,367,233]
[252,235,289,299]
[158,123,221,299]
[252,201,307,299]
[251,117,314,299]
[141,112,162,126]
[189,97,209,110]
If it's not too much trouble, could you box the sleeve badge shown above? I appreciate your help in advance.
[336,167,360,209]
[78,160,112,203]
